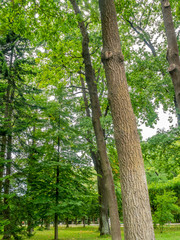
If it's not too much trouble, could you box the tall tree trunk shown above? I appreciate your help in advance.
[2,135,12,240]
[160,0,180,126]
[70,1,122,239]
[174,96,180,125]
[91,151,110,235]
[99,1,155,240]
[2,36,16,240]
[0,85,7,195]
[3,118,13,240]
[27,126,36,237]
[80,77,110,236]
[98,172,110,235]
[0,135,6,196]
[1,79,11,201]
[54,212,58,239]
[2,80,14,240]
[54,127,60,240]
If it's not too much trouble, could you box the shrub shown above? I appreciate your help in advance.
[153,190,180,232]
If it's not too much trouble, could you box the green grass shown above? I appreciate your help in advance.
[27,226,104,240]
[154,225,180,240]
[1,225,180,239]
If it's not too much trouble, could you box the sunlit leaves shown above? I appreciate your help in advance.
[142,128,180,181]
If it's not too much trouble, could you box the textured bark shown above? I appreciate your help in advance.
[91,151,110,235]
[80,77,110,236]
[89,147,110,235]
[160,0,180,125]
[174,96,180,125]
[99,1,155,240]
[70,1,121,239]
[98,174,110,235]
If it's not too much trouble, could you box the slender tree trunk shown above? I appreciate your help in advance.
[88,217,90,225]
[66,218,69,228]
[2,37,17,240]
[27,125,36,237]
[2,136,12,240]
[2,136,11,240]
[40,219,43,228]
[98,173,110,235]
[3,122,12,240]
[90,149,110,236]
[82,217,85,227]
[70,2,122,239]
[80,77,110,235]
[54,130,60,240]
[174,96,180,125]
[2,81,14,240]
[0,135,6,196]
[1,82,10,202]
[27,219,33,236]
[45,219,51,230]
[54,169,59,237]
[54,213,58,239]
[74,217,77,225]
[91,151,110,235]
[99,1,155,239]
[160,0,180,126]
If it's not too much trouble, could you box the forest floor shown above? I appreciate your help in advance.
[25,224,180,240]
[1,225,180,239]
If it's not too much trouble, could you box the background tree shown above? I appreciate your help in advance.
[160,0,180,125]
[69,1,122,239]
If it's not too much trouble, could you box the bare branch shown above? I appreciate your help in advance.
[126,19,157,57]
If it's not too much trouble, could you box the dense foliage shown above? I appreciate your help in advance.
[0,0,180,239]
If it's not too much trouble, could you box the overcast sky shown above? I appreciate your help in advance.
[140,105,177,140]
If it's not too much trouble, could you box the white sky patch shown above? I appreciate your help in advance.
[140,105,177,140]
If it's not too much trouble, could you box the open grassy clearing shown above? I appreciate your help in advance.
[1,225,178,240]
[1,225,180,239]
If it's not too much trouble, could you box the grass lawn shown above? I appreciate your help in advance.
[1,225,180,239]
